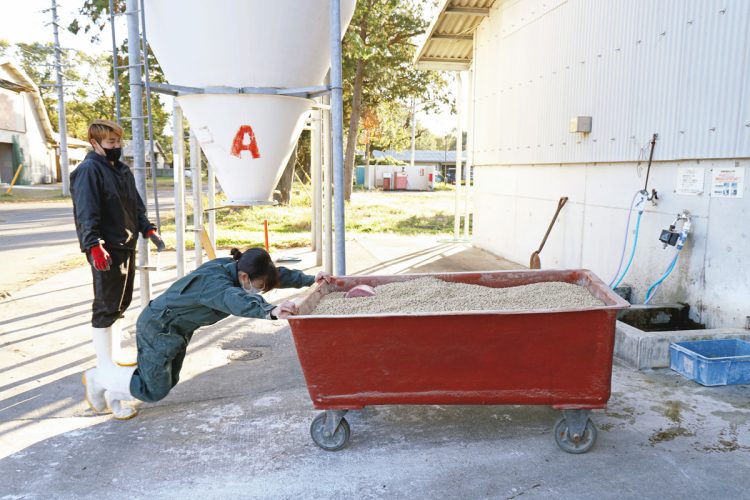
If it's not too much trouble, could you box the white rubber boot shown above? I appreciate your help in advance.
[91,326,114,369]
[82,368,107,413]
[87,326,138,419]
[103,365,138,420]
[85,326,113,413]
[112,319,138,367]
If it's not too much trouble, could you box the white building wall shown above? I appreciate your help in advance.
[473,0,750,166]
[0,67,56,184]
[470,0,750,328]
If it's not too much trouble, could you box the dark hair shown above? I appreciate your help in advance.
[230,247,279,292]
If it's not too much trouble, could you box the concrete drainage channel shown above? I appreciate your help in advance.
[613,303,750,369]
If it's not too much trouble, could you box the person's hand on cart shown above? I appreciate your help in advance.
[315,271,332,284]
[271,300,298,319]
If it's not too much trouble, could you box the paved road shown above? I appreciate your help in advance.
[0,192,175,295]
[1,235,749,498]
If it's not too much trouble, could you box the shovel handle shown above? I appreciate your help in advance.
[535,197,569,253]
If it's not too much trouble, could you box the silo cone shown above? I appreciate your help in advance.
[144,0,357,204]
[179,94,311,205]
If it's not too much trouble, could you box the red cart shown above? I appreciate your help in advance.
[288,269,629,453]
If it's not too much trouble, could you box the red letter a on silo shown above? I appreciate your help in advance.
[230,125,261,159]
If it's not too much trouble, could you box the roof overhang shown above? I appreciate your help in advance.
[414,0,497,71]
[0,59,57,145]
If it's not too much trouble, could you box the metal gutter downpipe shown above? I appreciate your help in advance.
[330,0,346,275]
[172,99,186,277]
[125,0,150,306]
[464,43,476,241]
[453,72,464,240]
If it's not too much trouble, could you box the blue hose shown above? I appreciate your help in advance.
[611,210,643,290]
[644,252,680,304]
[608,191,642,287]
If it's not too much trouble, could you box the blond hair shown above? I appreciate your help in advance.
[88,119,124,144]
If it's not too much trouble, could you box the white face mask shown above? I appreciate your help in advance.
[242,282,262,295]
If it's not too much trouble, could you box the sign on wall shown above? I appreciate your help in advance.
[675,167,705,196]
[710,166,745,198]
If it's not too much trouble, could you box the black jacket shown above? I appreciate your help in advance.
[70,151,155,252]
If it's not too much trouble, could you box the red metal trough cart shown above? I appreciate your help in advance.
[288,269,629,453]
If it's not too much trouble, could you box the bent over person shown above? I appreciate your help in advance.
[71,119,164,417]
[82,247,330,419]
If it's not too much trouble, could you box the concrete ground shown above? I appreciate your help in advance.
[1,234,749,499]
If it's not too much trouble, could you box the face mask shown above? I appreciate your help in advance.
[100,145,122,162]
[242,282,262,295]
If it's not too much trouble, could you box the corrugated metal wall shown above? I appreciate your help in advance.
[473,0,750,166]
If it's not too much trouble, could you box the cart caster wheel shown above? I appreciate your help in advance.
[310,413,350,451]
[554,417,597,454]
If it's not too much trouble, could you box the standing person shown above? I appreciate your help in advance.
[82,247,331,419]
[71,119,164,416]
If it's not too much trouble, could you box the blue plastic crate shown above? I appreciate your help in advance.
[669,339,750,386]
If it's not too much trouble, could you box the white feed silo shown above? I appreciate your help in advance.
[144,0,356,205]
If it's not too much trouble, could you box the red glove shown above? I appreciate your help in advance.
[90,242,112,271]
[146,228,166,252]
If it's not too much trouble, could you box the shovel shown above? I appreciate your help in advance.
[529,196,568,269]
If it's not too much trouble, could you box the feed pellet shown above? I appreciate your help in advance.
[311,277,604,315]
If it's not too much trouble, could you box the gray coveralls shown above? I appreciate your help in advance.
[130,257,314,402]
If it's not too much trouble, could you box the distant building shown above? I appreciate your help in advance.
[371,149,468,182]
[123,139,168,175]
[0,59,57,185]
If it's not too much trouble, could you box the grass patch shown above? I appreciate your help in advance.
[0,193,70,203]
[157,185,457,251]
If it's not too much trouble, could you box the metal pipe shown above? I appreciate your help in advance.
[50,0,69,196]
[464,62,475,241]
[207,157,216,248]
[108,0,121,124]
[190,131,203,267]
[453,72,464,240]
[139,0,161,232]
[323,94,333,274]
[172,99,186,277]
[330,0,346,275]
[309,113,316,252]
[312,108,323,266]
[126,0,150,307]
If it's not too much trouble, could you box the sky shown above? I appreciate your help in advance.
[0,0,459,138]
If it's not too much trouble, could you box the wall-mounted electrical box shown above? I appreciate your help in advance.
[569,116,592,133]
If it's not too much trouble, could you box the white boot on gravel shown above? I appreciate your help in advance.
[82,368,107,413]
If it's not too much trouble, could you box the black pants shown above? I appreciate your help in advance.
[89,248,135,328]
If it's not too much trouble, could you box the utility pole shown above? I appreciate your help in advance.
[410,96,417,169]
[108,0,121,124]
[125,0,150,306]
[50,0,69,195]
